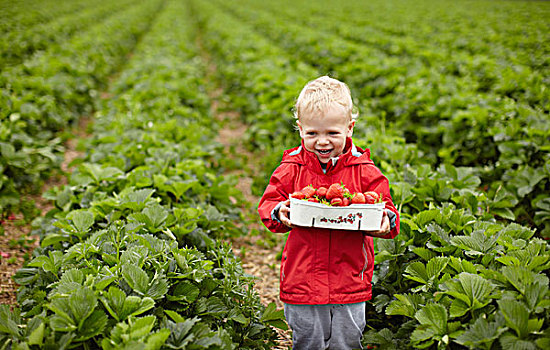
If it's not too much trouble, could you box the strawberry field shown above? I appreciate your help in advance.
[1,0,549,349]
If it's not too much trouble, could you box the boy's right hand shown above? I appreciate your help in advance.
[278,199,293,228]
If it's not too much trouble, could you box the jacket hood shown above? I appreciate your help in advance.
[281,137,374,173]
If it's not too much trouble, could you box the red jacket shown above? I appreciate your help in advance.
[258,138,399,304]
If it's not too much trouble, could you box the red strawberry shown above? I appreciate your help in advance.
[301,185,317,198]
[291,191,305,199]
[326,183,344,200]
[351,192,366,204]
[342,198,350,206]
[365,194,376,204]
[330,198,343,206]
[364,191,380,201]
[308,197,319,203]
[317,186,328,198]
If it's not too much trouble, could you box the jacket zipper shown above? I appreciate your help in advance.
[361,242,368,280]
[281,255,286,282]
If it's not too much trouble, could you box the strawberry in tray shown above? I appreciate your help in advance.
[290,183,383,207]
[326,183,345,200]
[364,191,382,204]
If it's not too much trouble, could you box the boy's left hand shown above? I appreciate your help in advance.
[364,211,391,238]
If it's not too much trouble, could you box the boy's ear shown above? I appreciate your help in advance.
[347,120,355,137]
[297,120,304,138]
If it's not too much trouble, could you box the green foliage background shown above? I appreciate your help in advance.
[0,0,548,349]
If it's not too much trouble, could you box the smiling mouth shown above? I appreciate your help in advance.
[317,149,332,155]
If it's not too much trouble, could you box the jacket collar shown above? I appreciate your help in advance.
[282,138,374,174]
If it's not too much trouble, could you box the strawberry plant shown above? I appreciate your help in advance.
[3,0,548,348]
[0,0,164,218]
[218,0,549,239]
[1,1,284,348]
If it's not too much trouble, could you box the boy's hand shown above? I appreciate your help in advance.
[278,199,293,228]
[364,211,390,238]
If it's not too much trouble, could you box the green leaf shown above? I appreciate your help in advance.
[80,163,124,184]
[499,333,537,350]
[451,230,498,256]
[69,287,98,327]
[165,310,186,323]
[501,266,549,296]
[122,264,150,295]
[167,180,194,200]
[143,204,168,230]
[101,286,155,321]
[498,297,530,339]
[454,315,505,349]
[524,281,550,313]
[76,309,108,341]
[198,296,226,317]
[415,209,442,227]
[41,233,71,247]
[386,293,425,318]
[144,328,170,350]
[27,251,64,275]
[27,321,45,346]
[426,256,449,279]
[103,316,158,349]
[0,305,21,336]
[441,272,494,317]
[130,315,157,339]
[227,307,249,325]
[404,261,429,285]
[412,247,437,262]
[404,257,448,291]
[415,303,448,336]
[68,210,94,233]
[120,188,156,211]
[261,302,285,323]
[167,281,200,304]
[145,273,168,300]
[448,257,478,274]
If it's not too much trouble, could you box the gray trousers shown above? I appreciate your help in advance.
[284,302,366,350]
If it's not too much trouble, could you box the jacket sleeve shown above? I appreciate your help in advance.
[361,163,400,239]
[257,163,296,233]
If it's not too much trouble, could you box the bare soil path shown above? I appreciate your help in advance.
[210,87,292,349]
[199,41,291,346]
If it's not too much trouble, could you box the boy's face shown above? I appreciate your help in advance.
[298,104,355,164]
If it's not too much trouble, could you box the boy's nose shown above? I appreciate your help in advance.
[317,136,329,145]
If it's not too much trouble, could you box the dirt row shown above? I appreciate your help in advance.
[211,93,292,348]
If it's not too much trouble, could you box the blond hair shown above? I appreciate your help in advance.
[294,76,357,121]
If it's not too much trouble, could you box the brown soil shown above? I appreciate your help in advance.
[208,74,292,347]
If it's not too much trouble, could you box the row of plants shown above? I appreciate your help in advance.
[295,0,549,81]
[187,0,318,196]
[0,0,136,69]
[349,121,550,349]
[0,0,96,37]
[191,1,550,348]
[214,0,550,239]
[0,0,164,220]
[1,0,283,348]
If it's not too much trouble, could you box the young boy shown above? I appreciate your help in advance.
[258,76,399,349]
